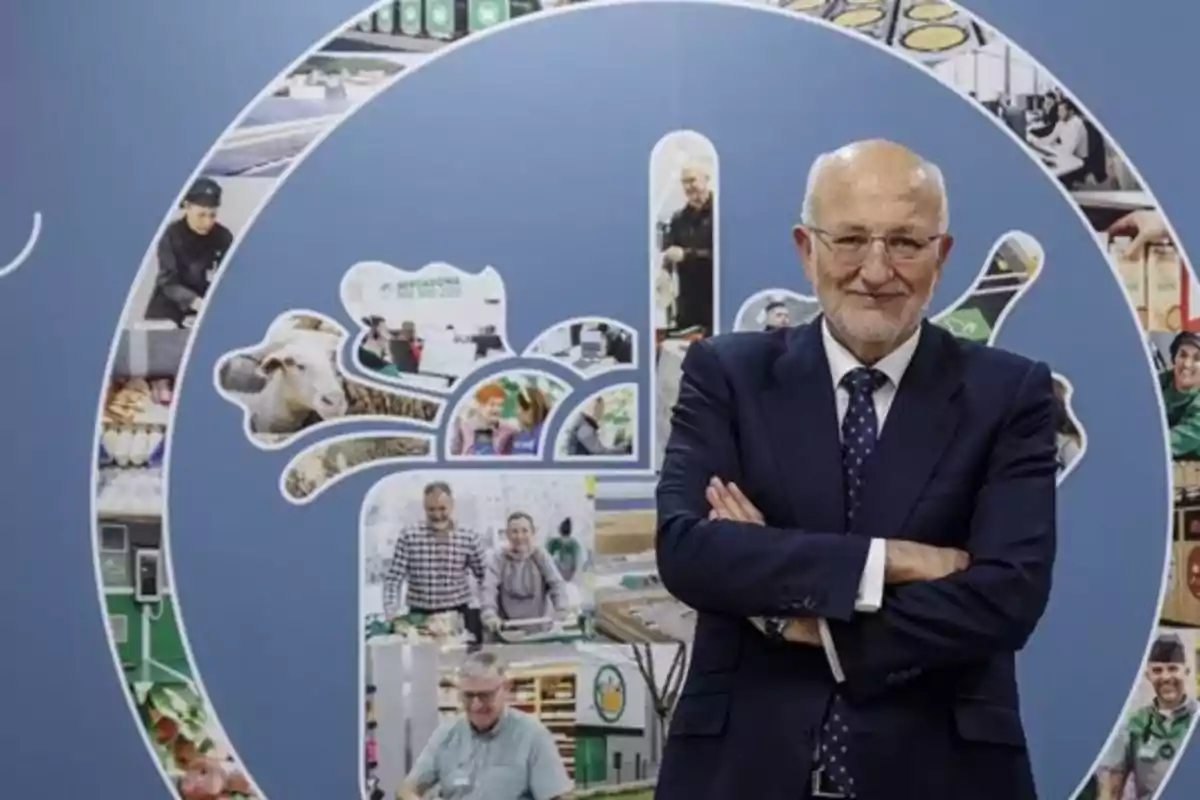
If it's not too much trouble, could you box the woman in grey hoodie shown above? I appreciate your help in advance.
[481,512,570,635]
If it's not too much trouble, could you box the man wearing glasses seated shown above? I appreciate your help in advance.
[398,651,573,800]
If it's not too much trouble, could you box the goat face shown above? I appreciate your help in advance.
[259,343,348,420]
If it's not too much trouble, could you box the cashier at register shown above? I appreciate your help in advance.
[399,651,573,800]
[145,177,234,326]
[1161,331,1200,460]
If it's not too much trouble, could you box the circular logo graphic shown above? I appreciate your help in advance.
[89,1,1187,799]
[594,664,628,723]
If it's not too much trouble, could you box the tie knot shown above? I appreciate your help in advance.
[841,367,887,396]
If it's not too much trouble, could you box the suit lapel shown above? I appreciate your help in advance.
[764,321,846,534]
[856,322,965,541]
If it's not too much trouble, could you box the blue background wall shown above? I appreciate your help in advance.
[1,0,1197,797]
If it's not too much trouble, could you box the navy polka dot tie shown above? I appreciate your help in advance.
[818,366,888,798]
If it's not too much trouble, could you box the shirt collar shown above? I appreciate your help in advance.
[821,318,923,390]
[1153,696,1197,721]
[470,707,512,738]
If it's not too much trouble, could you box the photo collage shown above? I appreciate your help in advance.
[360,472,688,798]
[89,1,1193,800]
[92,3,509,796]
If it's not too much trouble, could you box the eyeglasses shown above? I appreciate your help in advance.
[807,227,943,264]
[460,687,501,705]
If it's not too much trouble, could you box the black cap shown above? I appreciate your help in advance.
[1149,634,1187,665]
[183,177,222,208]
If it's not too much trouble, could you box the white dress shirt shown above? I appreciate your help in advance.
[816,319,923,683]
[1051,114,1088,160]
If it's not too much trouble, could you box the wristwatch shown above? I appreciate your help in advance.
[762,617,791,641]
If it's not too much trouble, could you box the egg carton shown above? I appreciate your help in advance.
[96,467,165,517]
[99,426,167,468]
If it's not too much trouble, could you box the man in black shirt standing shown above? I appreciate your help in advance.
[763,300,791,331]
[145,177,234,326]
[661,161,715,334]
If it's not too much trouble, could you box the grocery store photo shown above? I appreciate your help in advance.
[362,471,598,648]
[127,176,275,329]
[328,0,563,56]
[555,385,638,461]
[1165,460,1200,630]
[204,50,413,180]
[1148,332,1200,462]
[524,317,638,379]
[137,683,258,800]
[651,130,719,472]
[98,327,183,520]
[342,260,512,393]
[445,371,570,459]
[364,643,683,799]
[1077,629,1199,800]
[280,432,434,503]
[1087,207,1191,334]
[732,289,819,332]
[585,474,693,645]
[213,310,441,449]
[99,509,258,797]
[931,230,1043,344]
[930,35,1138,197]
[774,0,988,65]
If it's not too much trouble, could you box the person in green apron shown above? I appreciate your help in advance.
[545,517,581,582]
[358,316,403,379]
[1096,633,1197,800]
[1161,331,1200,459]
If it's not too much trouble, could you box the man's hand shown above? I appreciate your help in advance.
[1107,208,1171,256]
[663,245,685,264]
[704,479,821,646]
[1093,769,1124,800]
[884,540,970,584]
[706,478,764,525]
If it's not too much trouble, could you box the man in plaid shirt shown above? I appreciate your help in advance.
[382,481,489,642]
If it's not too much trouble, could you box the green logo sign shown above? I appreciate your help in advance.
[593,664,626,723]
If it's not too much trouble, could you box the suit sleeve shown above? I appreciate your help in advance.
[825,361,1058,699]
[656,338,871,622]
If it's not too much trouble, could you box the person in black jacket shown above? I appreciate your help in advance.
[661,161,715,334]
[145,177,234,326]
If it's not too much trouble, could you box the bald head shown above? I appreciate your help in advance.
[791,139,954,364]
[680,159,713,208]
[801,140,948,233]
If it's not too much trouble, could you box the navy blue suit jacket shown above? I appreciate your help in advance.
[654,320,1057,800]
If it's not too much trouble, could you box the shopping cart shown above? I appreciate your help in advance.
[492,613,590,644]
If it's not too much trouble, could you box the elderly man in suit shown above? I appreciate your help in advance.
[655,139,1057,800]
